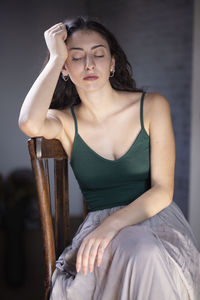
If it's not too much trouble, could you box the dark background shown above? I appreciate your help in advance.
[1,0,199,299]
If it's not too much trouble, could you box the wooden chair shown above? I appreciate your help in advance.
[27,136,88,300]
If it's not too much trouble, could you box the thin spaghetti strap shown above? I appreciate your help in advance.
[70,104,78,134]
[140,91,146,130]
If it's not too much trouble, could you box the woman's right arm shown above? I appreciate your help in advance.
[18,22,68,139]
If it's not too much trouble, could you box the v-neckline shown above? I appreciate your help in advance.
[70,91,149,164]
[70,128,149,164]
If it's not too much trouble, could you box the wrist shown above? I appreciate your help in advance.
[49,55,66,68]
[104,213,125,232]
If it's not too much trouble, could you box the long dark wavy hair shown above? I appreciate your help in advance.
[40,16,144,109]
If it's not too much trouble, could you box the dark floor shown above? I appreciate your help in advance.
[0,216,83,300]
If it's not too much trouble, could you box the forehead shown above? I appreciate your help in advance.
[67,30,109,50]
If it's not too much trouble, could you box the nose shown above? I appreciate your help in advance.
[85,54,95,70]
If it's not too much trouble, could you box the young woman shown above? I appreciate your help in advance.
[18,16,200,300]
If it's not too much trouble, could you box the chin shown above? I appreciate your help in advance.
[78,81,107,92]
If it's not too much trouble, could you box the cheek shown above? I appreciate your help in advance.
[94,58,111,72]
[67,64,84,85]
[67,63,82,79]
[101,58,112,70]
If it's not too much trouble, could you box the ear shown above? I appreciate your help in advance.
[61,62,69,76]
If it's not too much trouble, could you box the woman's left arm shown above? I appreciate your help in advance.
[107,92,176,230]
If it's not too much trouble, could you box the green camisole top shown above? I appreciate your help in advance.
[70,91,151,212]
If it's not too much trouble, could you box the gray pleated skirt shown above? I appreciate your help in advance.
[49,201,200,300]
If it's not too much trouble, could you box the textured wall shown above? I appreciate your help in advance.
[88,0,194,218]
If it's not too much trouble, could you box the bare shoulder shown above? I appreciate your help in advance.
[144,91,170,110]
[120,90,170,116]
[144,92,172,126]
[145,92,171,114]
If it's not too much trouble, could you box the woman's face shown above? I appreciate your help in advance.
[63,29,115,92]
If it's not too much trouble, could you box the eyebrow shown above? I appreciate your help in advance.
[69,44,106,51]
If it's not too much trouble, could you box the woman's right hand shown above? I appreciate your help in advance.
[44,22,68,62]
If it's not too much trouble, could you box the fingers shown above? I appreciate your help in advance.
[76,239,97,275]
[88,241,101,273]
[44,22,68,61]
[76,239,109,275]
[48,22,65,32]
[45,23,67,37]
[76,239,87,273]
[49,24,66,35]
[96,240,108,267]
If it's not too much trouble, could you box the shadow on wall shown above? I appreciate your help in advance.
[0,168,44,300]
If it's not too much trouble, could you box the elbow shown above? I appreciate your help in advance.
[18,118,41,137]
[152,183,174,205]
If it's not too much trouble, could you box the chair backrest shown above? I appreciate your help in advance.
[27,136,88,300]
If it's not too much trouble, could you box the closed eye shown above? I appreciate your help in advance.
[72,55,104,61]
[72,57,82,61]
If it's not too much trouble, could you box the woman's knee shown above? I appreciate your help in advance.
[111,225,161,259]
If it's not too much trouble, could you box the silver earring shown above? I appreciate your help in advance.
[61,74,69,81]
[109,70,115,77]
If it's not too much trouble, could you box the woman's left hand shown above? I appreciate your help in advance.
[76,217,120,275]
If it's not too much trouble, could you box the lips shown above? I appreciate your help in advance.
[83,75,99,80]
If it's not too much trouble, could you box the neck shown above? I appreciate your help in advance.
[76,83,120,122]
